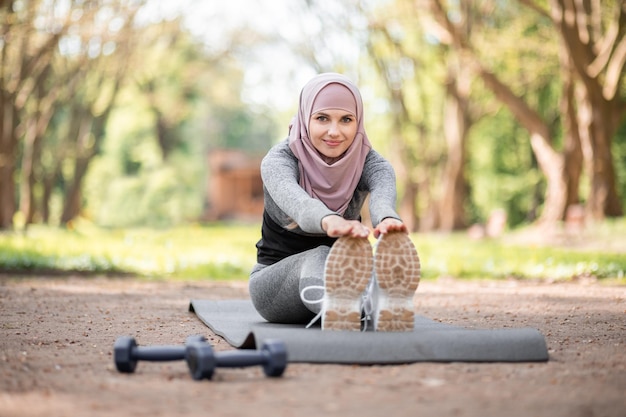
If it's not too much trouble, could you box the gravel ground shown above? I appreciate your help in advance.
[0,276,624,417]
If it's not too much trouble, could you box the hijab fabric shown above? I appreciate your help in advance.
[288,73,372,215]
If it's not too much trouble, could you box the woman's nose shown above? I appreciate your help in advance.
[328,123,339,136]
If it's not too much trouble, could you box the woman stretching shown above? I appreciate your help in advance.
[249,73,420,331]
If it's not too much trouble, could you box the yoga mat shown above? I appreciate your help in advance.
[189,299,549,364]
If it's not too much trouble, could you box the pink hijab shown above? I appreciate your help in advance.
[288,73,372,215]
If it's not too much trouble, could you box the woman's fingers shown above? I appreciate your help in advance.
[373,218,407,238]
[323,215,369,238]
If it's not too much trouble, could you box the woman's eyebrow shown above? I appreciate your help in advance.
[312,111,355,117]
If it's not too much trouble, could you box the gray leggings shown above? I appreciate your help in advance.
[249,246,330,324]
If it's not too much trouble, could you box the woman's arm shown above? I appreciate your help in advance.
[362,150,402,227]
[261,140,335,234]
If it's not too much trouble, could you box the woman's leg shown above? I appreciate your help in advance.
[249,246,330,324]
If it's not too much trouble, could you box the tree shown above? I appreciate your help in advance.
[46,1,140,225]
[0,0,71,228]
[0,0,145,228]
[427,0,624,224]
[546,0,625,219]
[365,19,427,231]
[365,0,511,231]
[132,20,215,162]
[81,15,278,227]
[437,2,474,231]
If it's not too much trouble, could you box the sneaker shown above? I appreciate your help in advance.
[373,231,420,331]
[322,236,373,331]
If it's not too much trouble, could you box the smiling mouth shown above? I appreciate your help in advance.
[324,140,342,147]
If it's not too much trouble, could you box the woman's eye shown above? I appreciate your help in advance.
[342,117,353,123]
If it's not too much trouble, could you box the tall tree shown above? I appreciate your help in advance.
[437,1,474,231]
[57,2,140,224]
[364,0,483,231]
[427,0,624,224]
[546,0,625,219]
[365,20,426,231]
[0,0,70,228]
[12,1,144,226]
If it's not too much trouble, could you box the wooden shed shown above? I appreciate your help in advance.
[204,149,264,221]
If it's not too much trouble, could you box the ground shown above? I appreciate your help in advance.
[0,276,624,417]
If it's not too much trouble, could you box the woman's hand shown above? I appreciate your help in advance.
[322,215,370,238]
[373,217,407,238]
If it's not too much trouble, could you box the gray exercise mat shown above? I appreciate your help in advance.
[189,299,549,364]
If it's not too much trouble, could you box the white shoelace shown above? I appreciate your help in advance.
[300,284,376,331]
[300,285,324,328]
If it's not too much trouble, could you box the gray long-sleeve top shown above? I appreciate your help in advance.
[256,138,401,265]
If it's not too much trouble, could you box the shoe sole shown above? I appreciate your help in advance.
[374,232,420,331]
[323,236,373,331]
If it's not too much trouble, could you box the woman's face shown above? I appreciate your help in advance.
[308,109,358,164]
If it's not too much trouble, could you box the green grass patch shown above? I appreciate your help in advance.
[1,219,624,283]
[414,233,625,282]
[0,221,260,280]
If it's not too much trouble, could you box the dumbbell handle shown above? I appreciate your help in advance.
[131,345,186,362]
[213,350,270,368]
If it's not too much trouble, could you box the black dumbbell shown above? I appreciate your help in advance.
[186,339,288,380]
[114,335,207,373]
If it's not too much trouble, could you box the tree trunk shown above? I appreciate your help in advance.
[0,2,64,229]
[19,120,38,224]
[478,67,569,224]
[60,157,89,224]
[439,60,470,231]
[427,0,570,225]
[60,112,92,225]
[0,97,17,229]
[398,181,419,232]
[578,89,623,219]
[59,92,118,224]
[550,0,625,219]
[388,107,419,232]
[19,62,63,224]
[365,34,422,232]
[559,45,584,216]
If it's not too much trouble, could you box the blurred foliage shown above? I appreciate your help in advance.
[469,109,544,226]
[1,220,624,283]
[80,20,277,227]
[2,0,624,232]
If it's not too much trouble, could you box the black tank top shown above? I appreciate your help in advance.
[256,210,337,265]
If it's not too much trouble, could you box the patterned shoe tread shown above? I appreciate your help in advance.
[374,231,421,332]
[323,236,373,331]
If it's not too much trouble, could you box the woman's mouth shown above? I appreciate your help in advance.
[324,140,342,147]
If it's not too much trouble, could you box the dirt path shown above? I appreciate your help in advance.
[0,276,624,417]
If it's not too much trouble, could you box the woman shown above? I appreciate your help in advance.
[249,73,420,331]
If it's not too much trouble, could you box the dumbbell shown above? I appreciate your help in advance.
[186,339,288,380]
[114,335,207,373]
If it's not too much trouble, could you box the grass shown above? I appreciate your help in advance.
[0,221,258,280]
[0,218,625,283]
[414,232,625,282]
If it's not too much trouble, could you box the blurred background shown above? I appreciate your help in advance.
[0,0,625,280]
